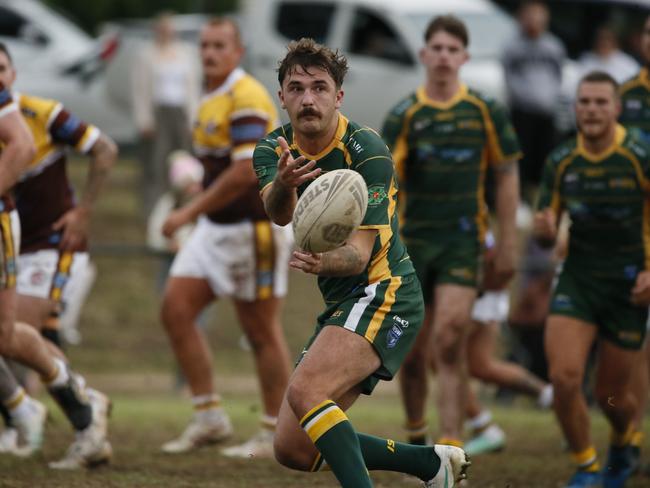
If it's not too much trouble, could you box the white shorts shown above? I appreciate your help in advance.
[169,217,292,301]
[17,249,91,303]
[471,290,510,324]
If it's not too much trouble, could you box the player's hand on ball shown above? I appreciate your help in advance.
[276,136,321,188]
[290,249,323,275]
[631,270,650,306]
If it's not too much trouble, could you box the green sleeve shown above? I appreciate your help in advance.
[536,157,559,212]
[381,105,406,152]
[486,100,521,166]
[353,140,396,228]
[253,139,279,192]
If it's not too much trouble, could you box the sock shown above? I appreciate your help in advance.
[0,403,11,428]
[300,400,372,488]
[537,384,554,408]
[358,433,440,481]
[192,394,224,423]
[261,413,277,432]
[630,430,644,448]
[45,361,91,431]
[6,387,39,422]
[437,437,464,448]
[404,419,429,445]
[466,410,492,434]
[571,446,601,472]
[610,424,635,447]
[42,357,69,387]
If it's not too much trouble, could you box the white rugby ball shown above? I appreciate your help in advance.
[292,169,368,253]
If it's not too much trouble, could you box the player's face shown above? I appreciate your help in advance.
[279,66,343,138]
[575,81,621,141]
[641,17,650,65]
[0,52,16,89]
[419,31,468,81]
[200,23,243,86]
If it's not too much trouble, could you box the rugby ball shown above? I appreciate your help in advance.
[292,169,368,253]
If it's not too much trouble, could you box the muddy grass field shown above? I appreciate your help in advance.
[1,381,649,488]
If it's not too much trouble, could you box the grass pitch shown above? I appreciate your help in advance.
[1,158,648,486]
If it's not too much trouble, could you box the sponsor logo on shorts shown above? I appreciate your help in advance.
[618,330,642,343]
[387,324,403,349]
[330,310,344,319]
[449,267,474,280]
[392,315,409,327]
[552,293,573,310]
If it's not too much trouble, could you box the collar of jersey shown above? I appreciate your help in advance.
[577,124,626,162]
[290,112,349,161]
[201,67,245,101]
[416,83,468,110]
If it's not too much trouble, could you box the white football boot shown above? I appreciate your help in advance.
[12,398,47,457]
[162,409,233,454]
[424,445,471,487]
[0,427,17,453]
[221,428,274,459]
[49,388,112,469]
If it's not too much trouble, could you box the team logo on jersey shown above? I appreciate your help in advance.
[368,184,387,206]
[386,324,403,349]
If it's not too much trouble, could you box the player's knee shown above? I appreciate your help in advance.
[273,439,313,471]
[549,366,582,395]
[594,383,628,411]
[469,360,493,381]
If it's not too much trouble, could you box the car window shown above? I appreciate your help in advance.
[406,10,516,59]
[349,8,414,66]
[275,2,336,43]
[0,6,48,45]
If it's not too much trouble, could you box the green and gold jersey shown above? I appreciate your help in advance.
[382,84,521,244]
[620,68,650,144]
[253,113,415,303]
[538,125,650,277]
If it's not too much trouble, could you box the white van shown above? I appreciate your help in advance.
[241,0,518,131]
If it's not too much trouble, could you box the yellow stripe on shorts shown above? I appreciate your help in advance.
[254,221,274,300]
[365,276,402,343]
[49,251,73,302]
[0,212,16,289]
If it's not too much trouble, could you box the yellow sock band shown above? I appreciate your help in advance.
[437,437,464,448]
[5,388,25,410]
[630,430,644,447]
[610,424,635,447]
[571,446,600,472]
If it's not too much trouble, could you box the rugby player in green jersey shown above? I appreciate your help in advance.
[619,14,650,471]
[381,15,521,448]
[253,38,469,488]
[534,71,650,488]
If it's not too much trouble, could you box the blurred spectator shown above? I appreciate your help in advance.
[131,12,199,217]
[502,0,566,198]
[578,26,639,84]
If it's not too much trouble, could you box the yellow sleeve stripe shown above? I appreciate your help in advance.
[355,155,392,169]
[45,103,63,130]
[551,153,576,214]
[392,102,421,182]
[465,94,507,164]
[0,102,17,119]
[76,126,100,153]
[617,147,650,192]
[232,144,256,161]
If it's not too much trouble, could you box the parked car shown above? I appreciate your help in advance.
[0,0,133,143]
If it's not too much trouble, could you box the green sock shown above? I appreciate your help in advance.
[301,400,373,488]
[358,433,440,480]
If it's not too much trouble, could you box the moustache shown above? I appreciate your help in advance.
[298,109,320,118]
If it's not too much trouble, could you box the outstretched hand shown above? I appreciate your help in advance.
[276,136,321,188]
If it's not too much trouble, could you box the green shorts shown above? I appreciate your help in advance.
[550,265,648,350]
[298,273,424,395]
[405,236,480,303]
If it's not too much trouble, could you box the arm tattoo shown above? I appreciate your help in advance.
[320,243,366,277]
[265,180,296,225]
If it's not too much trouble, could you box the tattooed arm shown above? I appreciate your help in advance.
[290,229,377,277]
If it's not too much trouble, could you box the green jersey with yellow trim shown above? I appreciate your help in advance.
[381,84,521,244]
[620,68,650,144]
[538,125,650,278]
[253,113,415,303]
